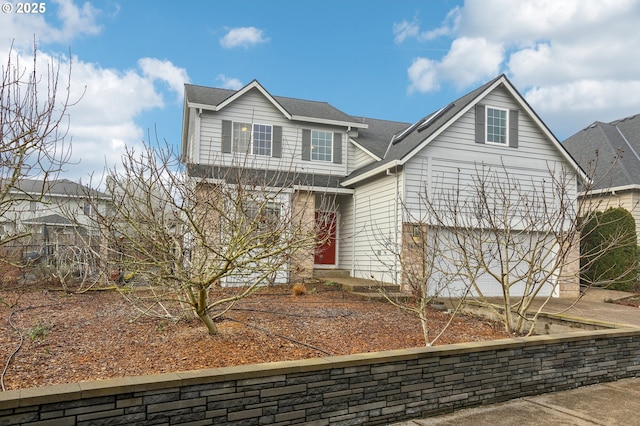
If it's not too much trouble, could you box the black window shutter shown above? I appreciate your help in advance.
[333,132,342,164]
[475,104,485,144]
[509,110,519,148]
[301,129,311,161]
[222,120,232,153]
[272,126,282,158]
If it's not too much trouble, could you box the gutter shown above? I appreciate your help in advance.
[341,160,400,187]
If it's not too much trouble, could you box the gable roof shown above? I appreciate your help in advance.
[184,80,368,129]
[342,74,586,186]
[563,114,640,191]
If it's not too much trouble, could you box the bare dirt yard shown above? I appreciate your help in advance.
[0,282,513,391]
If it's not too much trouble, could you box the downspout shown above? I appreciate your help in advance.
[351,191,356,277]
[394,168,400,285]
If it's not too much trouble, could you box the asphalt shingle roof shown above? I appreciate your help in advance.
[343,75,502,183]
[563,114,640,190]
[6,179,107,198]
[184,83,357,124]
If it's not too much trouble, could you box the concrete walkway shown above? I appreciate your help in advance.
[392,377,640,425]
[388,288,640,425]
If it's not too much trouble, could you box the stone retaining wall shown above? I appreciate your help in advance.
[2,328,640,425]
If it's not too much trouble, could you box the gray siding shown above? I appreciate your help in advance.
[404,86,578,219]
[350,172,402,283]
[400,86,578,297]
[197,89,347,177]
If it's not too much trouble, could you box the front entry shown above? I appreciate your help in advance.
[314,211,337,266]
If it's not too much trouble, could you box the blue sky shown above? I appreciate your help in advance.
[3,0,640,182]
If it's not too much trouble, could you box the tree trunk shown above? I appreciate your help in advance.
[196,287,218,335]
[197,310,218,335]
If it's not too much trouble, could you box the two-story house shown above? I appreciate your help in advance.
[181,74,585,297]
[0,178,109,256]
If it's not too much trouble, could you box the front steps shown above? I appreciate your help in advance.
[312,269,410,302]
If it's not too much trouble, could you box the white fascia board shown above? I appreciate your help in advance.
[341,160,400,187]
[291,115,369,129]
[579,184,640,197]
[292,185,354,195]
[497,78,590,184]
[397,80,503,167]
[218,81,292,119]
[349,138,381,161]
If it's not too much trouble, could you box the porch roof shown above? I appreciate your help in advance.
[186,164,352,194]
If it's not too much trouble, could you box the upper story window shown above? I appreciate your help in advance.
[301,129,342,164]
[475,104,518,148]
[252,124,272,156]
[232,122,272,156]
[311,130,333,162]
[486,107,508,145]
[233,122,251,153]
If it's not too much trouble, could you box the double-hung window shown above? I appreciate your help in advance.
[486,107,508,145]
[232,122,272,156]
[311,130,333,162]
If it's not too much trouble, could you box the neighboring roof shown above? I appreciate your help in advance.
[184,80,368,129]
[563,114,640,191]
[349,117,411,160]
[342,74,586,187]
[6,179,108,199]
[23,214,75,226]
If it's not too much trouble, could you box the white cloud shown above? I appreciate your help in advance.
[139,57,190,97]
[400,0,640,138]
[393,19,420,44]
[0,0,102,48]
[220,26,269,49]
[407,38,502,93]
[407,58,439,93]
[1,46,189,184]
[217,74,243,90]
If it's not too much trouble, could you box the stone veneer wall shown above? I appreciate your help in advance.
[2,328,640,425]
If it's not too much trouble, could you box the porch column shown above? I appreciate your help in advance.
[290,190,315,283]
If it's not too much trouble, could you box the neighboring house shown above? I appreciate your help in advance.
[181,74,584,296]
[563,114,640,240]
[0,178,109,253]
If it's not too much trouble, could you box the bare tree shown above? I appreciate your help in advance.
[0,41,73,253]
[374,218,470,346]
[410,159,633,335]
[84,143,329,335]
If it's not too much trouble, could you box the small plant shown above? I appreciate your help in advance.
[292,283,307,296]
[26,322,50,342]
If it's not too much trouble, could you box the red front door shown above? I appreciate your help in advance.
[314,211,337,265]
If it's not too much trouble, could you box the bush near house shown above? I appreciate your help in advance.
[580,207,639,291]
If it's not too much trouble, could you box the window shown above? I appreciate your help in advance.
[486,107,508,144]
[232,123,272,156]
[311,130,333,162]
[244,200,281,244]
[233,122,252,153]
[252,124,272,156]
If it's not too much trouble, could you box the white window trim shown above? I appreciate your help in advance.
[232,122,273,157]
[310,129,333,162]
[485,106,509,146]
